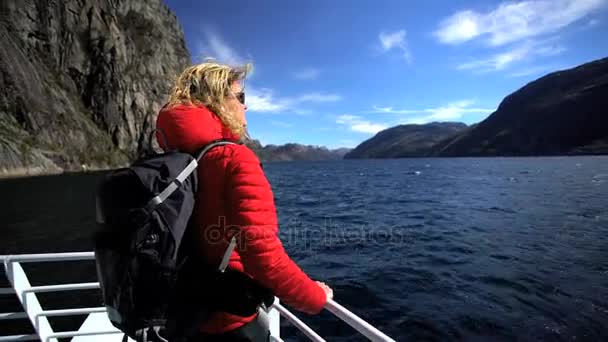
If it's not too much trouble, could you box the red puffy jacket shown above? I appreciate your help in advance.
[156,104,326,334]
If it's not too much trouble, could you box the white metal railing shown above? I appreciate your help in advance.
[2,252,95,263]
[272,302,325,341]
[1,252,116,342]
[325,300,394,341]
[1,252,396,341]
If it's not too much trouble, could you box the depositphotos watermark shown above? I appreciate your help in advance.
[202,217,416,252]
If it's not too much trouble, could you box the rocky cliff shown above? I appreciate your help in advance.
[0,0,190,177]
[344,122,467,159]
[436,57,608,156]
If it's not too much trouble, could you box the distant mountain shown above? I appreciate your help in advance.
[435,57,608,156]
[344,122,467,159]
[244,139,350,162]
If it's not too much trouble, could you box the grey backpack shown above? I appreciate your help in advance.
[94,140,238,341]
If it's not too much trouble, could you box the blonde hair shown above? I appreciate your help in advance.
[167,61,252,136]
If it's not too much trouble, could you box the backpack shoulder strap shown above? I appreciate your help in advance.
[194,140,237,162]
[143,140,237,212]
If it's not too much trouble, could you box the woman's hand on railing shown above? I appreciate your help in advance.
[315,281,333,301]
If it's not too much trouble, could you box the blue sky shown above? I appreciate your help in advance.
[164,0,608,149]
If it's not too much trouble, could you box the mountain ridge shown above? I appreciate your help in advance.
[344,122,468,159]
[435,57,608,156]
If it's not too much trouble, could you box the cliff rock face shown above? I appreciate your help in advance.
[0,0,190,176]
[436,57,608,156]
[345,122,467,159]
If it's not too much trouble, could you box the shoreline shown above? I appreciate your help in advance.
[2,154,607,180]
[0,166,114,180]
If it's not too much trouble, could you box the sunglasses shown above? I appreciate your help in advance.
[233,91,245,105]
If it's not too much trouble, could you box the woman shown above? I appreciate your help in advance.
[156,62,333,341]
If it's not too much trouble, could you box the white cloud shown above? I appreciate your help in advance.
[247,88,342,113]
[378,30,412,63]
[508,65,559,77]
[336,114,388,134]
[458,47,529,71]
[372,106,419,114]
[435,11,482,45]
[379,30,406,50]
[247,88,289,113]
[292,68,321,80]
[368,100,495,124]
[339,101,494,132]
[435,0,606,46]
[403,100,495,124]
[293,109,314,115]
[295,93,342,102]
[194,30,247,65]
[269,120,294,128]
[457,39,566,72]
[188,31,342,114]
[336,114,358,124]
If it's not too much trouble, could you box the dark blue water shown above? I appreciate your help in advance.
[1,157,607,341]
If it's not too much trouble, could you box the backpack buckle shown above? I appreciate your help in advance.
[130,208,150,226]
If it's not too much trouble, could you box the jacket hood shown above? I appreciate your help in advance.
[156,104,240,153]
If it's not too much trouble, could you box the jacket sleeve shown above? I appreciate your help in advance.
[225,146,327,314]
